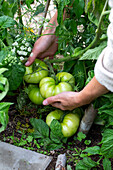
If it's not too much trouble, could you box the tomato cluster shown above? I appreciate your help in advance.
[24,59,75,105]
[46,109,80,137]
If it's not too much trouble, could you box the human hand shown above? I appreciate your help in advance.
[25,12,58,66]
[25,34,58,66]
[43,91,82,110]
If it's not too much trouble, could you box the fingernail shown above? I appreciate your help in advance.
[43,100,48,105]
[25,61,30,66]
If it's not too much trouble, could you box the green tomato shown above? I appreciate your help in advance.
[46,109,63,126]
[39,72,75,98]
[56,72,75,87]
[46,110,80,137]
[61,113,80,137]
[24,59,48,84]
[28,85,44,105]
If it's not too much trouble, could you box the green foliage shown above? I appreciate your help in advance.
[77,132,86,142]
[0,102,13,132]
[103,158,112,170]
[83,146,101,155]
[3,62,25,91]
[75,157,98,170]
[85,0,106,20]
[0,68,9,100]
[30,118,67,150]
[80,41,107,60]
[101,129,113,158]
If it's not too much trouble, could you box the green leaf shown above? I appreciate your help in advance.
[77,132,86,142]
[33,4,45,16]
[76,157,97,170]
[80,41,107,60]
[63,60,77,72]
[83,146,101,155]
[4,63,25,91]
[46,143,63,151]
[0,49,8,63]
[30,118,49,138]
[73,0,85,18]
[25,0,34,8]
[0,16,15,28]
[72,60,85,90]
[50,119,67,143]
[103,158,111,170]
[85,0,106,20]
[101,129,113,158]
[0,102,13,132]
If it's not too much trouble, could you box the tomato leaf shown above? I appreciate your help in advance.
[101,129,113,158]
[76,157,97,170]
[3,63,25,91]
[103,158,112,170]
[50,119,67,143]
[80,41,107,60]
[30,118,49,138]
[0,102,13,132]
[83,146,101,155]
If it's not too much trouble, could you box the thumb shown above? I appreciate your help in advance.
[43,96,57,105]
[25,52,37,66]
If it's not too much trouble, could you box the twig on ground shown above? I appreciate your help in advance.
[55,153,67,170]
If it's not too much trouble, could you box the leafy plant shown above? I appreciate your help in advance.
[0,102,13,132]
[30,118,67,150]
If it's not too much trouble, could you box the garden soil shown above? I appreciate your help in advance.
[1,95,113,170]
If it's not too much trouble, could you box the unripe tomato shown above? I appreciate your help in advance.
[46,109,80,137]
[28,85,44,105]
[46,109,63,126]
[39,72,75,98]
[61,113,80,137]
[24,59,48,84]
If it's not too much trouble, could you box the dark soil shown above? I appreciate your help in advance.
[0,94,113,170]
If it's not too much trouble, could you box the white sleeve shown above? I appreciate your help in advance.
[94,0,113,92]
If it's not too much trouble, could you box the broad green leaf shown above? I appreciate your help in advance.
[63,60,77,72]
[0,102,13,132]
[76,157,97,170]
[0,49,8,63]
[103,158,111,170]
[73,0,85,18]
[0,16,15,28]
[83,146,101,155]
[46,143,63,151]
[0,68,8,74]
[30,118,49,138]
[0,78,9,101]
[85,0,106,20]
[101,129,113,158]
[80,41,107,60]
[3,63,25,91]
[50,119,67,143]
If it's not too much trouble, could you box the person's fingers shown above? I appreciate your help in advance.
[43,96,60,105]
[25,50,39,66]
[51,102,66,110]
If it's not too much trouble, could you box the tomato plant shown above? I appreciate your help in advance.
[24,59,49,84]
[46,109,80,137]
[28,85,44,105]
[39,72,75,98]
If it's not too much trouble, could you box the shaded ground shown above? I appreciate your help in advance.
[0,94,113,170]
